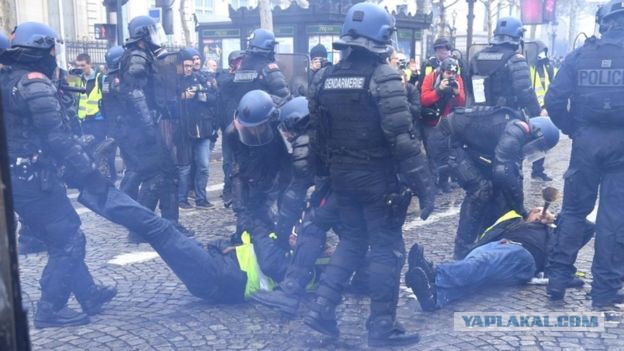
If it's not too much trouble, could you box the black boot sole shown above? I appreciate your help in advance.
[304,314,339,338]
[250,293,298,316]
[408,245,434,281]
[405,267,438,312]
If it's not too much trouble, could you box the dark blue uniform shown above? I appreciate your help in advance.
[545,30,624,305]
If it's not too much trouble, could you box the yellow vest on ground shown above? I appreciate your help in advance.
[480,210,523,239]
[78,73,102,120]
[235,231,276,299]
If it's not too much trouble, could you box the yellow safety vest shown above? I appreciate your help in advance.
[235,231,276,299]
[530,65,555,107]
[78,73,103,119]
[480,210,523,239]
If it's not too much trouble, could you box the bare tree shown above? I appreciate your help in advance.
[179,0,192,46]
[0,0,16,34]
[433,0,460,38]
[259,0,274,31]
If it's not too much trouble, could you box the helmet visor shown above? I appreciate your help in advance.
[234,118,275,146]
[53,38,66,70]
[523,136,547,163]
[148,23,167,48]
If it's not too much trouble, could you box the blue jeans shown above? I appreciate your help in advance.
[178,138,212,203]
[435,241,536,307]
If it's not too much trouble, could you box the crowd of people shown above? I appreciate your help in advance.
[1,0,623,347]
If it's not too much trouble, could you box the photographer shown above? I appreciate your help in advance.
[309,44,330,80]
[176,48,219,209]
[420,57,465,193]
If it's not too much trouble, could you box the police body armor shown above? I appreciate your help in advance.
[101,72,126,131]
[317,58,391,167]
[119,48,159,119]
[471,46,518,108]
[445,106,521,165]
[1,67,54,160]
[573,38,624,126]
[232,56,275,104]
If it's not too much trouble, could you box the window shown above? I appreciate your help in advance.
[230,0,249,9]
[195,0,215,16]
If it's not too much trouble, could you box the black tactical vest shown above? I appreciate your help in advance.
[1,67,45,159]
[573,38,624,126]
[471,46,518,108]
[317,58,389,166]
[101,71,125,125]
[232,55,270,104]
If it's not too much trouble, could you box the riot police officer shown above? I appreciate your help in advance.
[119,16,188,241]
[0,22,116,328]
[545,0,624,308]
[435,107,559,259]
[304,3,435,346]
[227,28,290,104]
[469,17,541,117]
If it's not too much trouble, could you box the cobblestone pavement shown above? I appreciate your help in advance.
[18,136,624,350]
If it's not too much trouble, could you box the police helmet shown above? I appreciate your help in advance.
[228,50,244,65]
[279,96,309,135]
[440,57,459,73]
[11,22,58,50]
[127,16,166,49]
[333,2,395,54]
[234,90,279,146]
[598,0,624,33]
[492,17,525,46]
[105,46,124,72]
[0,32,10,50]
[523,117,560,163]
[246,29,277,54]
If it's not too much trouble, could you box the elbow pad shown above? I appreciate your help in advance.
[128,89,154,127]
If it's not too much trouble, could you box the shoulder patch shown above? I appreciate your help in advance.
[517,120,531,134]
[477,52,505,61]
[27,72,46,80]
[267,63,279,70]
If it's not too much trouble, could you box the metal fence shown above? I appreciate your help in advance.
[65,40,188,69]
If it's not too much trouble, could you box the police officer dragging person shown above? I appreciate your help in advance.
[469,17,541,118]
[0,22,116,328]
[545,0,624,308]
[530,42,556,181]
[176,48,218,210]
[118,15,192,241]
[225,90,294,278]
[406,208,594,311]
[435,107,559,260]
[304,3,436,346]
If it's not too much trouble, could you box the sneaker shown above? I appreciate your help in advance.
[407,244,436,282]
[79,285,117,316]
[406,244,438,312]
[34,302,90,329]
[531,172,553,181]
[195,200,214,209]
[178,201,193,210]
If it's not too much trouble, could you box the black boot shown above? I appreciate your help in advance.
[34,301,90,329]
[367,316,420,347]
[406,244,438,312]
[251,289,300,316]
[79,285,117,316]
[304,296,339,338]
[531,171,553,181]
[546,279,566,301]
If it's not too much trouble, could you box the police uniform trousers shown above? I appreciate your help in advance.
[316,164,407,318]
[548,126,624,303]
[10,162,96,309]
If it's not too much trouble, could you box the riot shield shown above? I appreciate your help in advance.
[275,53,309,98]
[155,50,181,120]
[0,83,31,351]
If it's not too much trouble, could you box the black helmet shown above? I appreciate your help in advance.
[492,17,525,46]
[598,0,624,33]
[333,2,395,54]
[247,29,277,54]
[234,90,279,146]
[278,96,309,135]
[105,46,124,72]
[228,50,244,66]
[440,57,459,73]
[177,47,196,63]
[126,15,166,49]
[309,44,328,59]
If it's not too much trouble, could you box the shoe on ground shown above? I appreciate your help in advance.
[592,291,624,308]
[251,289,299,315]
[304,297,339,338]
[405,266,438,312]
[195,200,214,209]
[34,302,90,329]
[367,317,420,347]
[547,285,566,301]
[178,201,193,210]
[80,285,117,316]
[531,172,553,181]
[408,244,436,282]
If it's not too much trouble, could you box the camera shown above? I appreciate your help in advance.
[448,77,459,89]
